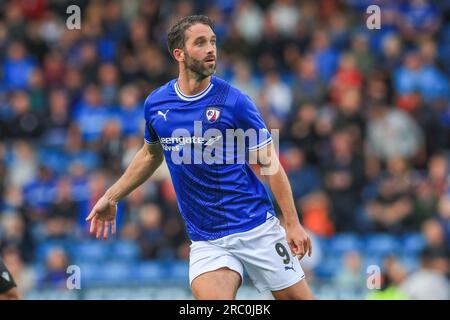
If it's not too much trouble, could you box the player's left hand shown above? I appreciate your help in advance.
[286,223,312,260]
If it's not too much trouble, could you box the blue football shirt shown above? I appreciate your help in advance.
[144,76,275,241]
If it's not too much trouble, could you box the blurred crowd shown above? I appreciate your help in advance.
[0,0,450,298]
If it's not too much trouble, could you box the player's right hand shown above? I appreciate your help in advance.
[86,195,117,240]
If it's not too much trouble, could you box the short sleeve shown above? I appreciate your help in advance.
[233,93,272,151]
[144,121,159,144]
[143,96,160,145]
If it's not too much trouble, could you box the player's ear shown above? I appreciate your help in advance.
[173,48,184,62]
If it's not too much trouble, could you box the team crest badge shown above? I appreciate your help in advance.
[205,107,221,123]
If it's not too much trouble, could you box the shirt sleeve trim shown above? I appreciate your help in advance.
[144,139,160,145]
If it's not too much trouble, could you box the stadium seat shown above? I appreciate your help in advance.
[31,263,47,284]
[401,233,426,255]
[362,255,384,272]
[312,235,328,253]
[327,233,362,257]
[132,262,167,284]
[98,262,132,285]
[313,256,342,279]
[156,247,177,261]
[400,255,420,273]
[110,241,140,262]
[165,261,189,284]
[35,240,73,263]
[78,262,102,284]
[72,241,110,263]
[364,234,400,257]
[38,149,67,174]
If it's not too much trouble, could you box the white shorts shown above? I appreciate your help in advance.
[189,216,305,293]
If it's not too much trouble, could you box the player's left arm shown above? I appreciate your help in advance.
[250,143,312,259]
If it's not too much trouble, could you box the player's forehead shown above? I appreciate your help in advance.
[185,23,215,43]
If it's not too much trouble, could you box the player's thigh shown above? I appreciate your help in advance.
[271,277,314,300]
[189,240,244,300]
[191,267,241,300]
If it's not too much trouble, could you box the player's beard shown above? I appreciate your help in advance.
[184,52,216,81]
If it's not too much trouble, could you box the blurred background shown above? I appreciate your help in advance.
[0,0,450,300]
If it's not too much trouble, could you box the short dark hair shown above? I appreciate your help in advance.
[167,15,214,59]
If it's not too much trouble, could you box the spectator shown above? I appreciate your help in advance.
[22,165,57,217]
[74,84,113,143]
[323,128,364,231]
[117,85,144,137]
[334,88,365,146]
[137,203,164,260]
[2,42,36,91]
[28,68,46,114]
[399,0,441,37]
[40,247,69,289]
[394,51,449,103]
[229,59,260,102]
[399,247,450,300]
[233,0,264,44]
[404,92,445,157]
[43,51,65,88]
[44,178,78,240]
[367,103,424,161]
[299,191,335,238]
[0,0,449,298]
[330,53,363,106]
[262,71,292,120]
[284,147,321,200]
[283,103,319,163]
[350,33,375,77]
[333,251,366,295]
[98,120,123,174]
[41,89,71,149]
[2,248,36,293]
[292,54,327,105]
[268,0,300,37]
[380,34,403,73]
[6,141,37,189]
[6,91,44,140]
[310,29,339,83]
[98,63,120,107]
[367,256,409,300]
[425,152,448,197]
[364,157,415,233]
[0,212,34,263]
[436,196,450,248]
[421,218,447,252]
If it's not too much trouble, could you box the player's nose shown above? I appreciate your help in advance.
[206,43,215,55]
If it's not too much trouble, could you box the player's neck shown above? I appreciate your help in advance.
[177,72,211,96]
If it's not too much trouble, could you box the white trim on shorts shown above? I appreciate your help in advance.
[189,249,244,287]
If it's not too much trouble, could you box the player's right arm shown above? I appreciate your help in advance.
[86,142,164,239]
